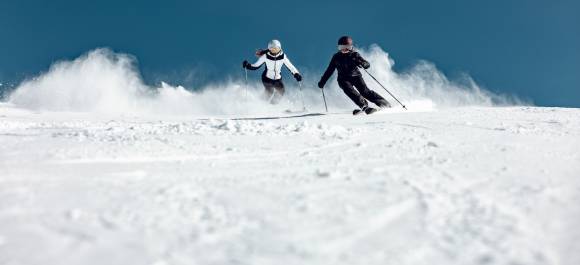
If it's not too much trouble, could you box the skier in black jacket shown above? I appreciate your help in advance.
[318,36,391,115]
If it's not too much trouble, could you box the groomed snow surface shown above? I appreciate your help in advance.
[0,46,578,264]
[1,105,579,265]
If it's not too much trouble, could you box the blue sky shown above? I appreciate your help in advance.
[0,0,578,106]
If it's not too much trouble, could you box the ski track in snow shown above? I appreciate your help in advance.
[0,106,579,265]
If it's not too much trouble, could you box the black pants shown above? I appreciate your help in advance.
[338,75,388,108]
[262,76,285,104]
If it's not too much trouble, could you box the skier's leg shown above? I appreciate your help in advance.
[270,79,285,104]
[338,78,368,108]
[353,76,391,107]
[261,76,275,101]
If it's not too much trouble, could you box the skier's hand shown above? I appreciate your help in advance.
[317,81,325,89]
[360,61,370,69]
[242,60,249,69]
[294,73,302,82]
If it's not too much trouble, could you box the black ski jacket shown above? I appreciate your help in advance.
[319,51,370,87]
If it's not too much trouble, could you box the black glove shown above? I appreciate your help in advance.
[360,61,370,69]
[294,73,302,82]
[242,60,249,69]
[317,81,325,89]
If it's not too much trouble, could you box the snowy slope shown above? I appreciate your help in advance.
[1,105,579,265]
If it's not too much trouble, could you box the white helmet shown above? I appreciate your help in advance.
[268,39,282,49]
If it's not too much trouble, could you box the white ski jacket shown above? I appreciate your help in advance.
[248,51,299,80]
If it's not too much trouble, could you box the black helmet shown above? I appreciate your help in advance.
[338,36,352,45]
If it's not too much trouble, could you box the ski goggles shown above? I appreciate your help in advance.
[338,44,353,51]
[269,47,281,54]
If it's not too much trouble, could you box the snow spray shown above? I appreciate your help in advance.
[5,47,520,116]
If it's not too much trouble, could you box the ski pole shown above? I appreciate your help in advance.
[244,68,248,100]
[321,88,328,112]
[298,81,306,110]
[362,68,407,110]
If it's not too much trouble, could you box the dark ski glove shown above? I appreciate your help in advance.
[360,61,370,69]
[294,73,302,82]
[242,60,249,69]
[317,81,325,89]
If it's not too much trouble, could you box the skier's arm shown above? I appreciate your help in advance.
[246,55,266,70]
[283,56,299,75]
[283,56,302,81]
[354,52,370,69]
[318,55,336,88]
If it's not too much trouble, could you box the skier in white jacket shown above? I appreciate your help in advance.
[243,40,302,104]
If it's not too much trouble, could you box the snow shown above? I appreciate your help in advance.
[0,45,575,264]
[1,105,579,265]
